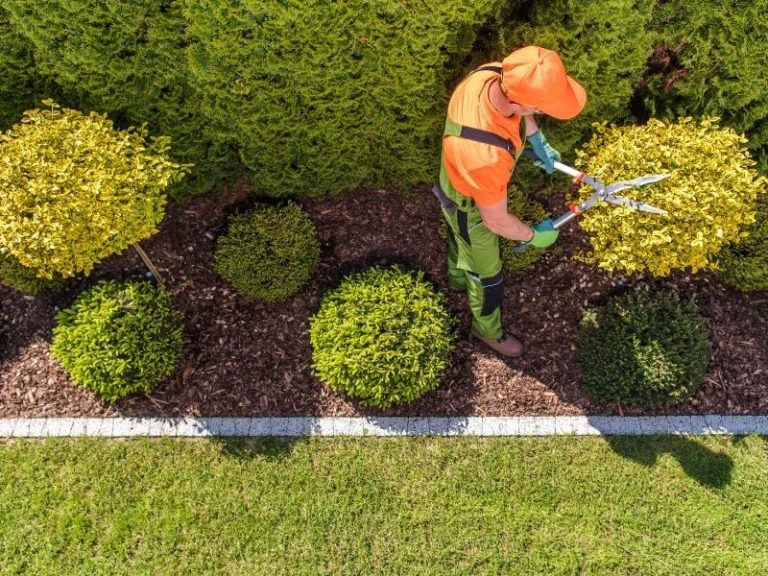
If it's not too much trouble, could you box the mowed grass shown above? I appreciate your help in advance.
[1,436,767,575]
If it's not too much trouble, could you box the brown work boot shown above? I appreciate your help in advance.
[472,331,525,358]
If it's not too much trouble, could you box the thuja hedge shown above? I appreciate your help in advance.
[2,0,239,196]
[183,0,504,197]
[639,0,768,172]
[0,7,53,130]
[2,0,767,198]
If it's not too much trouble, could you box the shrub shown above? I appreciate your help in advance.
[0,101,190,279]
[310,266,454,408]
[183,0,503,196]
[215,202,320,301]
[51,280,183,402]
[716,198,768,291]
[3,0,238,196]
[637,0,768,172]
[572,117,767,276]
[0,252,64,294]
[500,185,549,276]
[579,287,711,407]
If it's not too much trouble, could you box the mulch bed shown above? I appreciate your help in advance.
[2,180,767,418]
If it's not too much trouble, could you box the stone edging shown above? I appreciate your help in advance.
[1,416,768,437]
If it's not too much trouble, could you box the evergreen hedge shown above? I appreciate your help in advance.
[183,0,503,197]
[2,0,239,196]
[639,0,768,172]
[0,7,52,130]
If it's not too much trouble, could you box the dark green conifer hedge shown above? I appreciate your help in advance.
[183,0,503,196]
[2,0,239,196]
[0,7,52,130]
[639,0,768,172]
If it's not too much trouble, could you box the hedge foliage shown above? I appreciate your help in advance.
[0,7,52,130]
[215,202,320,301]
[573,117,767,276]
[310,266,454,408]
[579,287,711,407]
[0,102,190,279]
[2,0,238,196]
[639,0,768,172]
[183,0,502,196]
[1,1,767,200]
[51,280,183,403]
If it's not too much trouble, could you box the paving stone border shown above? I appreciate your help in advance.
[1,416,768,437]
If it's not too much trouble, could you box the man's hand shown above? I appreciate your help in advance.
[528,131,561,174]
[526,218,559,248]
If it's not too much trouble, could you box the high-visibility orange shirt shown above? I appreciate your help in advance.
[442,65,524,206]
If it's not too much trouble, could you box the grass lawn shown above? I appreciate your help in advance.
[1,435,767,575]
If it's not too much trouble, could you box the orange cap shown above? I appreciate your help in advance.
[501,46,587,120]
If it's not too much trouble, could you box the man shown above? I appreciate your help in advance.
[434,46,587,357]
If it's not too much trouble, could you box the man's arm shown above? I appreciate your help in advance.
[476,197,534,242]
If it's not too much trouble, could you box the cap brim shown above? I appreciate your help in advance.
[540,77,587,120]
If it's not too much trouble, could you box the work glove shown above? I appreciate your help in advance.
[528,130,561,174]
[526,218,559,249]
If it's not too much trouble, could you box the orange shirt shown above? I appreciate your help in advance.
[442,66,523,206]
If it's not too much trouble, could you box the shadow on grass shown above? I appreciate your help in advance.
[605,435,734,489]
[211,436,306,462]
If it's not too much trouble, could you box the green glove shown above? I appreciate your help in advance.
[527,218,559,248]
[528,130,561,174]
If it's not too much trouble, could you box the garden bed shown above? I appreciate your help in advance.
[1,181,767,418]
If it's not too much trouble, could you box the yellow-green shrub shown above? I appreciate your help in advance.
[573,117,767,276]
[0,101,191,279]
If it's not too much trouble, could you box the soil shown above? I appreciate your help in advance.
[1,181,767,418]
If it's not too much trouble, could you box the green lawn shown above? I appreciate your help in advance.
[1,436,767,575]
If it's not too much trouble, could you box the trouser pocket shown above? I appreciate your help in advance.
[469,270,504,316]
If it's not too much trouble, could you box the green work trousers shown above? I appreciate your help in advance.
[439,164,504,340]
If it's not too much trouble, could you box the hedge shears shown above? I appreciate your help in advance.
[516,149,670,252]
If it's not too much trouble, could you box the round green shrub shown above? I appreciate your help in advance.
[578,287,711,407]
[310,266,455,408]
[51,280,183,403]
[215,202,320,301]
[500,185,549,277]
[0,251,65,293]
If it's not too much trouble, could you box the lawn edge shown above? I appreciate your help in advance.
[1,415,768,437]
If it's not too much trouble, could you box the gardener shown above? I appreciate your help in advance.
[435,45,586,357]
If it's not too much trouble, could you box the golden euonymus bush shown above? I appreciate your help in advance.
[0,101,191,279]
[573,117,767,276]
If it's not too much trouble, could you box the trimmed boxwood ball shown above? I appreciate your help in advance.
[51,280,183,403]
[310,266,455,409]
[578,287,711,407]
[215,202,320,302]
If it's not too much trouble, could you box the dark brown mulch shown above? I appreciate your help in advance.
[2,180,767,418]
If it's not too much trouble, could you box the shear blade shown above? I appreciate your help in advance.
[604,194,667,214]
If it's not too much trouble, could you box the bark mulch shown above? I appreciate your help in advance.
[2,181,767,418]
